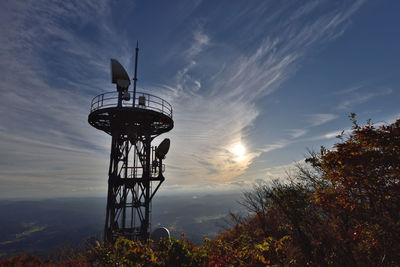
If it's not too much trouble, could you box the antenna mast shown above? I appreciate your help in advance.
[88,51,174,243]
[133,41,139,106]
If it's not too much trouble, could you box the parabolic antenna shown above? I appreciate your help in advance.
[155,138,170,159]
[110,59,131,91]
[150,227,170,243]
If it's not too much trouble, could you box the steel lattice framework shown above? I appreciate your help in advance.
[88,91,173,242]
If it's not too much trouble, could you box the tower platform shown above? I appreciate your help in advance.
[88,91,173,136]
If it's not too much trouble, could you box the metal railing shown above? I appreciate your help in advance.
[90,91,173,118]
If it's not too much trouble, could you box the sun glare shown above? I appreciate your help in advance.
[231,143,246,159]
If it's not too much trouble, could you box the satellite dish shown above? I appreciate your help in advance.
[110,59,131,91]
[155,138,170,159]
[150,227,170,243]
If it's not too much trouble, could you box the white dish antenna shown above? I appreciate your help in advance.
[155,138,170,159]
[110,59,131,91]
[150,227,170,243]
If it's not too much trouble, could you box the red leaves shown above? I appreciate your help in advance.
[306,117,400,265]
[2,116,399,266]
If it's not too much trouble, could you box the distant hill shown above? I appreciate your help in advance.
[0,193,244,257]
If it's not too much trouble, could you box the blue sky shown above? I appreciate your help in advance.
[0,0,399,198]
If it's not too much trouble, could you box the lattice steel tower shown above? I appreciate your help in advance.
[88,46,174,243]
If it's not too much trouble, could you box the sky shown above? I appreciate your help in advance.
[0,0,399,199]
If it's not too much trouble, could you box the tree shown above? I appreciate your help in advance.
[236,115,400,266]
[307,115,400,265]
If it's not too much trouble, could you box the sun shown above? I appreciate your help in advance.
[231,143,246,159]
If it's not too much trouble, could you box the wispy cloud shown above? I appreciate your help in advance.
[0,0,367,197]
[373,113,400,126]
[307,113,338,126]
[264,159,306,180]
[259,141,292,154]
[310,112,400,141]
[157,0,365,186]
[0,0,129,197]
[337,87,393,110]
[185,28,210,58]
[256,129,307,155]
[323,129,351,140]
[331,84,364,95]
[287,129,308,139]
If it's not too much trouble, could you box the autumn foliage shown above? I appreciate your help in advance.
[1,116,399,266]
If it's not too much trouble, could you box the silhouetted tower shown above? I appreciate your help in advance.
[88,45,174,243]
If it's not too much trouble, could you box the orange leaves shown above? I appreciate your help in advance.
[304,116,400,265]
[2,115,399,266]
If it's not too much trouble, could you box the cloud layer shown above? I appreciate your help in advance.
[0,0,375,197]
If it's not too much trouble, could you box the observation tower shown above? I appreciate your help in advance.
[88,45,174,243]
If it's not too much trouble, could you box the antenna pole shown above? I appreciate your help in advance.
[133,41,139,107]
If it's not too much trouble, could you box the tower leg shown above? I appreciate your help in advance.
[105,133,120,242]
[103,129,161,243]
[141,133,151,241]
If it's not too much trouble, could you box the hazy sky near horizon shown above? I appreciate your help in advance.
[0,0,399,198]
